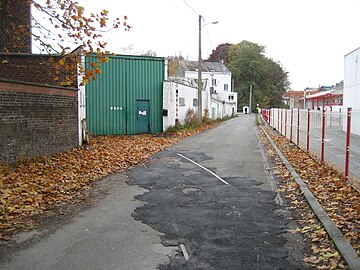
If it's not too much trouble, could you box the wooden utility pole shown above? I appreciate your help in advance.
[197,15,202,123]
[249,84,253,113]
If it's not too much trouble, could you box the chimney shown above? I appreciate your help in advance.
[0,0,32,53]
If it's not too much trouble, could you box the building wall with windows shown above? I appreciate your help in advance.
[163,78,237,130]
[163,79,201,130]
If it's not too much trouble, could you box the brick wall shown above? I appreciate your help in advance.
[0,53,78,88]
[0,0,31,53]
[0,80,79,164]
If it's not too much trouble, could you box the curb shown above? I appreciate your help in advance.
[259,124,360,270]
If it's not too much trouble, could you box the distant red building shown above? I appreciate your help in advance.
[304,88,343,111]
[283,90,320,109]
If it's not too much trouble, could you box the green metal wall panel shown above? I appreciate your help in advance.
[86,54,164,135]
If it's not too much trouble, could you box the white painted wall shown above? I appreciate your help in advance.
[77,55,86,145]
[163,79,237,131]
[212,92,237,117]
[184,70,232,95]
[183,69,237,115]
[162,81,176,130]
[344,47,360,111]
[344,47,360,135]
[163,81,202,130]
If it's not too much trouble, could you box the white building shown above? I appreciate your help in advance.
[344,47,360,112]
[163,78,201,130]
[176,60,237,118]
[163,61,237,130]
[344,47,360,135]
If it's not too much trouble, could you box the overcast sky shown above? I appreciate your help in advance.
[78,0,360,90]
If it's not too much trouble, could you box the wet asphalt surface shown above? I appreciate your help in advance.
[0,115,309,270]
[127,115,308,270]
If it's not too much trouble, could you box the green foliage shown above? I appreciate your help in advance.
[164,125,180,133]
[223,41,289,109]
[165,109,235,134]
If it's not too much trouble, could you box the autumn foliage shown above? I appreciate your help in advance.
[0,123,218,239]
[1,0,130,86]
[260,123,359,269]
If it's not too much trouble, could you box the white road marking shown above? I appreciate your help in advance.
[177,153,230,186]
[180,243,189,261]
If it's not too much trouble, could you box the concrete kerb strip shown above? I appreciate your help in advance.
[259,125,360,270]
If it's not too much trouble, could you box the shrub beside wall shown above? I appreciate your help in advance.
[0,80,78,164]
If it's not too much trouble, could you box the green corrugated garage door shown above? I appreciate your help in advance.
[85,54,165,135]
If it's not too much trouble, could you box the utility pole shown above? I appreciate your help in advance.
[249,83,252,114]
[197,14,202,123]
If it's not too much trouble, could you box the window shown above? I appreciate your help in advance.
[193,98,198,107]
[212,78,217,86]
[179,97,185,106]
[224,84,229,91]
[229,95,234,101]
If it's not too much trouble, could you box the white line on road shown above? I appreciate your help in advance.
[180,244,189,261]
[177,153,230,186]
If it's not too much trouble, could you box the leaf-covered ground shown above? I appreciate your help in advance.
[260,124,359,269]
[0,123,218,239]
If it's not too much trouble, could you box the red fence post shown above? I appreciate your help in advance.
[262,109,265,122]
[321,108,325,163]
[345,108,352,181]
[306,109,310,153]
[297,109,300,146]
[290,108,293,142]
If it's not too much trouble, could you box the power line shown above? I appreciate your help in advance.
[181,0,199,15]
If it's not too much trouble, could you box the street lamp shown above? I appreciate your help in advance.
[198,15,218,123]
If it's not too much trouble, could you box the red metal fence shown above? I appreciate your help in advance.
[262,108,360,183]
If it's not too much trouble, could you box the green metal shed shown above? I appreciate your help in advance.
[85,54,165,135]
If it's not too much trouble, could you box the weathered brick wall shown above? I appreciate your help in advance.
[0,80,79,164]
[0,54,78,88]
[0,0,31,53]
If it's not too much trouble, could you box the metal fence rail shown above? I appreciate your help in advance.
[262,108,360,182]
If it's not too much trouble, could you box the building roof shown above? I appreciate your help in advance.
[305,88,343,100]
[283,89,321,98]
[179,60,230,73]
[283,91,305,98]
[345,46,360,57]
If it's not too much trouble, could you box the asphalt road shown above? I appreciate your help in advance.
[128,115,308,269]
[0,114,309,270]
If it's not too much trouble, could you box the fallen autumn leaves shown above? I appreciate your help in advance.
[0,123,218,238]
[260,123,359,269]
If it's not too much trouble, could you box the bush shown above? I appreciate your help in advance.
[202,108,211,124]
[165,125,180,133]
[184,108,200,128]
